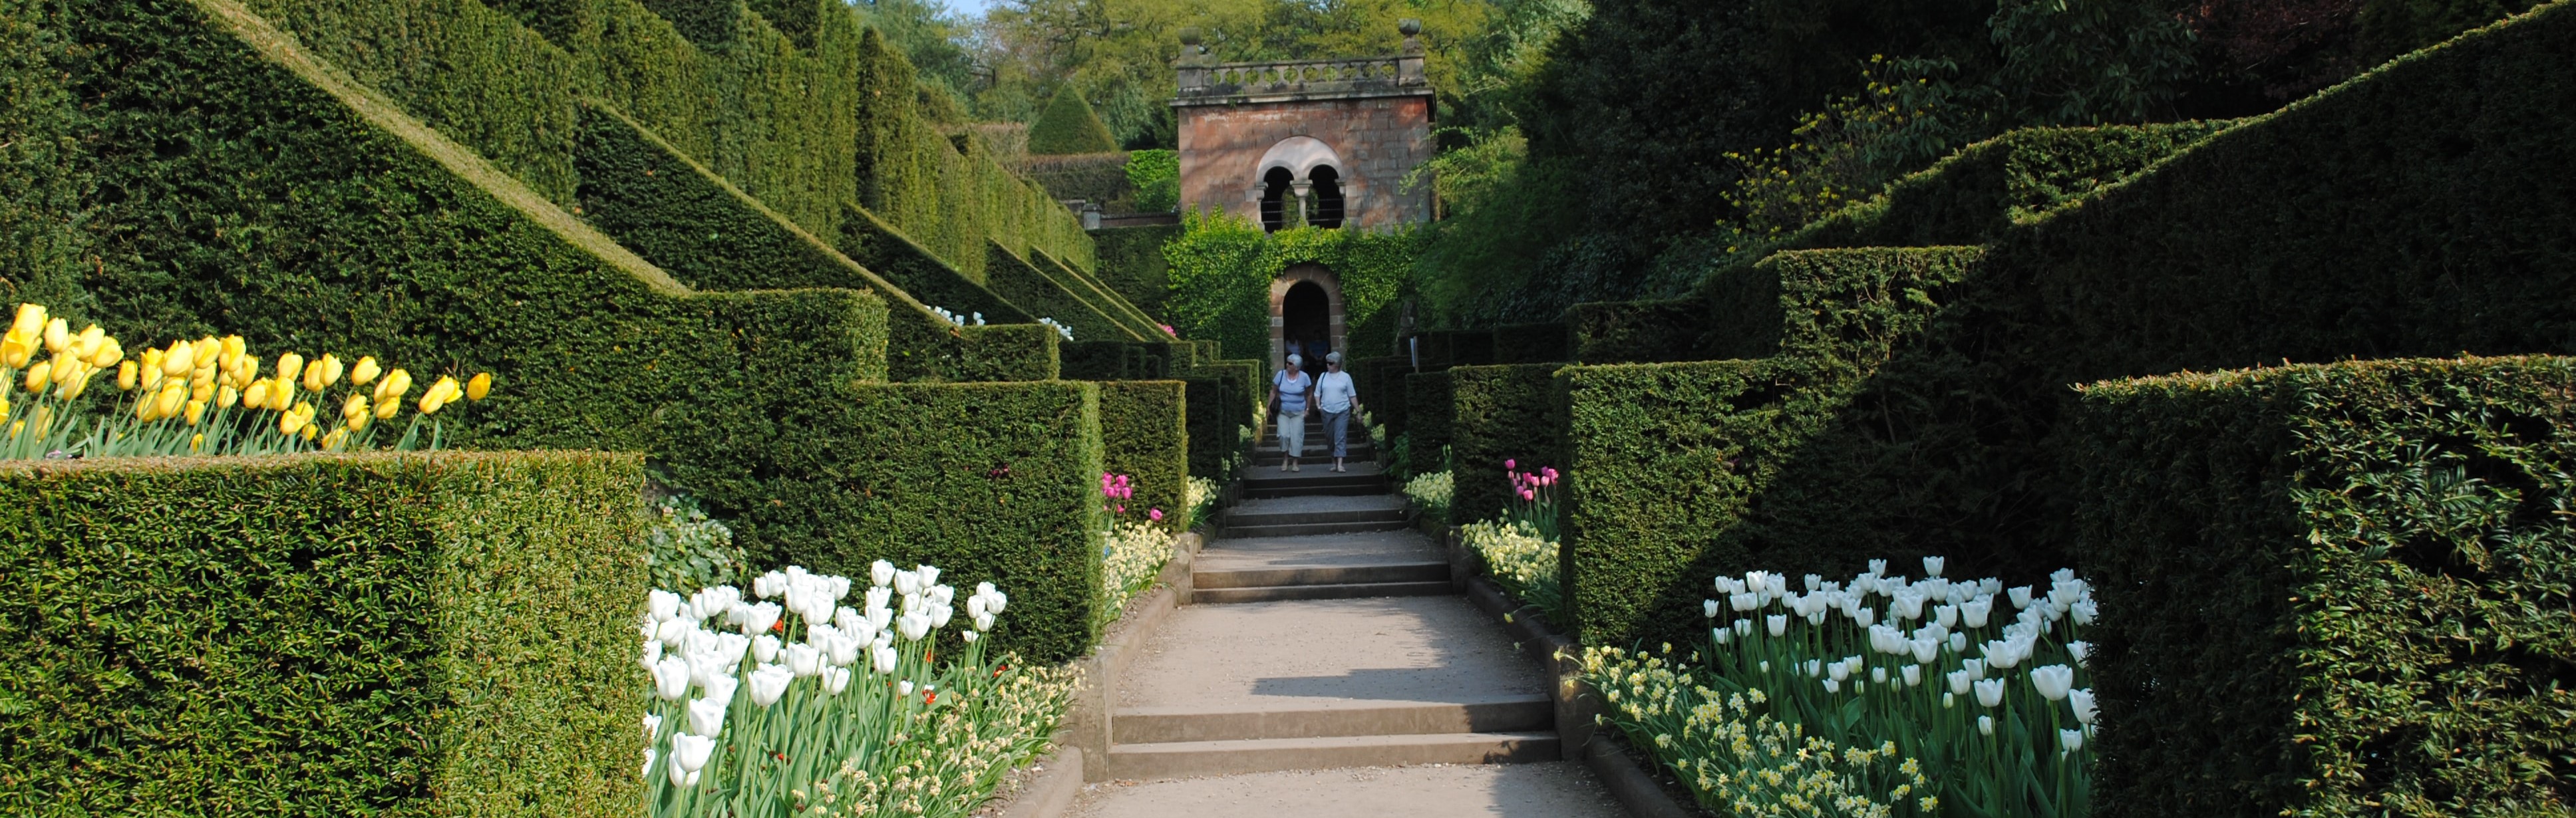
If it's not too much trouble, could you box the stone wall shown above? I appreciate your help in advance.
[1175,93,1434,229]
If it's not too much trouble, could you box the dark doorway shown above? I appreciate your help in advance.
[1260,167,1295,232]
[1308,166,1345,229]
[1281,280,1331,363]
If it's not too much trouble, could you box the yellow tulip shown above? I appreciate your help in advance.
[135,391,157,421]
[90,337,122,369]
[41,317,67,354]
[161,341,194,376]
[321,427,347,451]
[418,376,460,415]
[10,303,46,339]
[345,409,369,432]
[373,368,411,403]
[190,432,204,454]
[28,404,48,434]
[243,378,271,410]
[271,378,296,410]
[301,424,317,442]
[280,404,309,436]
[185,399,207,426]
[116,360,138,391]
[50,358,80,388]
[374,393,401,420]
[229,354,258,390]
[1,335,31,369]
[0,396,11,422]
[190,380,214,403]
[341,392,367,421]
[8,420,20,440]
[221,335,245,361]
[275,352,305,384]
[73,325,102,360]
[154,382,186,419]
[216,384,240,408]
[317,354,344,388]
[23,360,49,393]
[192,337,219,367]
[349,356,381,386]
[466,372,492,401]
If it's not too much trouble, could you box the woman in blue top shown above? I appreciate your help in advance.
[1268,354,1315,472]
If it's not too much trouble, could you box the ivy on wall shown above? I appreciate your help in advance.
[1161,209,1416,361]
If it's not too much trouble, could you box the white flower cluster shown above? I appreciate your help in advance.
[1036,317,1074,342]
[1705,558,2100,750]
[636,562,1009,787]
[929,307,987,328]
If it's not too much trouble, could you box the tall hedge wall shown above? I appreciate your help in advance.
[2074,357,2576,817]
[1098,381,1190,531]
[1559,247,1986,648]
[1557,1,2576,652]
[1088,223,1183,323]
[987,241,1140,342]
[1448,364,1566,523]
[0,452,645,815]
[1404,370,1457,463]
[1035,247,1165,339]
[1181,375,1233,479]
[9,0,1106,662]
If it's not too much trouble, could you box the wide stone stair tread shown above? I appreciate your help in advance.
[1197,528,1442,567]
[1222,495,1411,537]
[1194,580,1454,603]
[1194,561,1447,590]
[1116,597,1543,713]
[1114,696,1553,744]
[1066,763,1629,818]
[1238,463,1391,498]
[1106,732,1560,779]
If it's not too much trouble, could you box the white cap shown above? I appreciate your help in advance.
[1286,354,1303,366]
[1325,352,1343,364]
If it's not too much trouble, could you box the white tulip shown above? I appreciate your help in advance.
[1921,556,1945,577]
[897,612,932,642]
[897,680,915,696]
[930,584,955,607]
[893,570,921,596]
[740,603,782,636]
[754,570,787,599]
[640,639,663,671]
[973,613,996,632]
[987,588,1007,614]
[929,604,954,630]
[2068,640,2091,666]
[1979,577,2003,595]
[656,618,693,647]
[2070,688,2098,725]
[1974,678,2005,708]
[969,596,990,619]
[1766,614,1788,636]
[749,663,794,706]
[1822,678,1840,694]
[827,634,860,666]
[962,631,980,642]
[2070,598,2098,625]
[1961,597,1993,628]
[872,644,899,674]
[701,674,738,706]
[1902,664,1921,687]
[866,586,893,612]
[870,560,896,588]
[686,696,728,737]
[2030,664,2074,701]
[667,754,697,787]
[785,642,824,676]
[1870,666,1887,684]
[642,713,663,742]
[1728,592,1756,611]
[649,589,682,622]
[753,634,782,664]
[717,632,750,664]
[1828,660,1852,682]
[1978,715,1995,736]
[867,606,893,634]
[653,657,692,701]
[1933,604,1959,628]
[1943,692,1955,708]
[823,666,852,694]
[916,565,941,587]
[1947,669,1974,696]
[687,653,732,691]
[2059,728,2084,754]
[829,575,852,602]
[671,731,717,773]
[1710,627,1732,645]
[1703,599,1720,618]
[1867,559,1887,577]
[1803,574,1823,593]
[1963,658,1987,679]
[1911,638,1940,664]
[1760,660,1770,673]
[642,747,657,781]
[2008,585,2033,609]
[1950,633,1968,653]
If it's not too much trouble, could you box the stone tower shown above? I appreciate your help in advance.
[1172,21,1436,232]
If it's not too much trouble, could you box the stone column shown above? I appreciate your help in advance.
[1291,179,1313,227]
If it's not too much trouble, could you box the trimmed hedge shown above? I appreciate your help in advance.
[1060,341,1174,380]
[1567,297,1702,364]
[987,241,1141,341]
[1448,364,1566,523]
[14,0,1106,664]
[1098,380,1190,530]
[1035,247,1166,339]
[1559,247,1986,648]
[1182,375,1232,479]
[1404,370,1458,462]
[1349,354,1412,436]
[1019,151,1132,205]
[2074,356,2576,817]
[1027,86,1118,156]
[1491,323,1570,364]
[1088,223,1183,322]
[0,452,645,815]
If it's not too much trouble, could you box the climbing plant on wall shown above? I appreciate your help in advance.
[1162,208,1416,361]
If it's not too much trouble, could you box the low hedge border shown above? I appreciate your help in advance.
[0,451,647,815]
[1448,363,1567,524]
[2074,356,2576,817]
[1100,380,1190,530]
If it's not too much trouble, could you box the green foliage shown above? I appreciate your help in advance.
[1448,364,1565,524]
[646,494,748,593]
[11,0,1107,664]
[1721,56,1997,238]
[1017,152,1132,206]
[1403,369,1456,460]
[1162,210,1416,360]
[986,242,1139,342]
[1098,380,1190,530]
[2074,356,2576,817]
[0,451,646,815]
[1088,223,1184,321]
[1027,86,1120,155]
[1988,0,2199,125]
[1123,148,1179,213]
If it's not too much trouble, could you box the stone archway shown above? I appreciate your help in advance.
[1268,263,1345,372]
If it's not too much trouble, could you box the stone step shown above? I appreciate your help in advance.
[1223,495,1408,528]
[1239,467,1390,497]
[1114,696,1553,744]
[1115,596,1546,720]
[1194,580,1456,604]
[1194,561,1448,590]
[1221,519,1412,539]
[1062,763,1626,818]
[1105,732,1561,779]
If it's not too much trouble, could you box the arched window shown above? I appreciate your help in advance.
[1260,167,1295,232]
[1308,166,1345,229]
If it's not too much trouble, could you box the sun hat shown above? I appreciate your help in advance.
[1286,353,1303,366]
[1325,351,1342,364]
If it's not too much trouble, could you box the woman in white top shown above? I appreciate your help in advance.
[1313,352,1359,472]
[1268,354,1315,472]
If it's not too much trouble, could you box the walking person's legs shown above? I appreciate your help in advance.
[1324,409,1349,472]
[1280,410,1305,471]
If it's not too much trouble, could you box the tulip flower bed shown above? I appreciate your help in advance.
[642,564,1077,818]
[1586,558,2100,817]
[0,303,489,458]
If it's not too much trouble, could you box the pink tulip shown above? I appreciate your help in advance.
[1149,508,1165,521]
[1505,459,1517,470]
[1115,504,1126,514]
[1520,489,1536,501]
[1543,467,1559,480]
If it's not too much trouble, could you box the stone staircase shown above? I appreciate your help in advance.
[1098,416,1567,785]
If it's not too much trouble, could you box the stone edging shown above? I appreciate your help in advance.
[1447,529,1701,818]
[980,530,1205,817]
